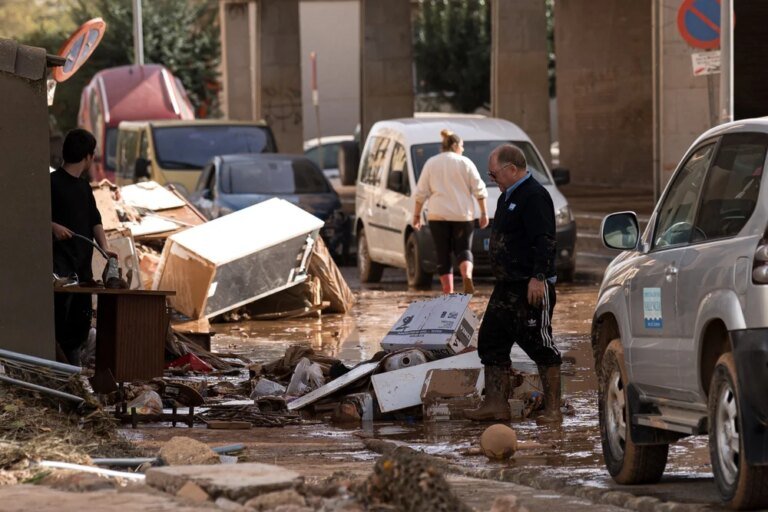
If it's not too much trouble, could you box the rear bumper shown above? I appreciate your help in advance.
[730,328,768,464]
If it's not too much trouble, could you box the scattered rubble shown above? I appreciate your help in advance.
[158,437,220,466]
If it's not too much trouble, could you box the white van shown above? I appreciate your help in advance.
[354,116,576,286]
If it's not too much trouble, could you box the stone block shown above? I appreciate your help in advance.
[146,463,302,502]
[176,481,210,503]
[159,436,219,466]
[244,489,306,510]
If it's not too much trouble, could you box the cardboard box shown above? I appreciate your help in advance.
[154,198,323,319]
[381,294,479,357]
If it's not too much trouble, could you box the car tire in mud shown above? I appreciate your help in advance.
[405,232,432,288]
[599,339,669,484]
[357,227,383,283]
[338,141,360,186]
[708,352,768,510]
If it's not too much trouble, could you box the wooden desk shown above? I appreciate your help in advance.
[55,287,175,392]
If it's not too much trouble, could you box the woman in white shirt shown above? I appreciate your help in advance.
[413,129,489,294]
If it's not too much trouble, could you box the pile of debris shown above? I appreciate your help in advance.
[90,181,355,331]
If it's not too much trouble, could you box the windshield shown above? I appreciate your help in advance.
[411,140,551,186]
[222,158,331,195]
[105,128,118,171]
[153,126,273,169]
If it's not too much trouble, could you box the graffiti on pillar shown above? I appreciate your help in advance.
[263,87,302,131]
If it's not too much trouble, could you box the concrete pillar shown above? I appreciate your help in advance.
[0,42,55,359]
[491,0,551,164]
[220,0,303,152]
[360,0,414,141]
[555,0,653,188]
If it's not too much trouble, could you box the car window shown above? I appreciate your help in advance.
[359,137,391,186]
[386,143,410,195]
[117,129,138,179]
[223,158,330,195]
[105,128,118,171]
[153,126,273,169]
[305,143,341,170]
[411,140,550,187]
[653,143,716,249]
[692,133,768,242]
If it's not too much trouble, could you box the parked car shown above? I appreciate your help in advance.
[303,135,354,182]
[351,116,576,286]
[114,119,277,196]
[593,119,768,509]
[190,154,350,259]
[78,64,195,183]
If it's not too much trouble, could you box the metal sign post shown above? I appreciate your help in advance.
[719,0,734,123]
[311,51,322,164]
[132,0,144,65]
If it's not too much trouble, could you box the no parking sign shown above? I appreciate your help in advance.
[677,0,726,50]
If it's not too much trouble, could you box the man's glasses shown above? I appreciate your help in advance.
[487,162,516,177]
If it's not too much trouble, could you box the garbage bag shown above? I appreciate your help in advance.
[250,378,287,399]
[286,357,326,396]
[127,389,163,415]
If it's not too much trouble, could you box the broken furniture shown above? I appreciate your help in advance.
[55,287,174,394]
[154,198,324,319]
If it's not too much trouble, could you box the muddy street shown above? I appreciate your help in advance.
[195,267,724,510]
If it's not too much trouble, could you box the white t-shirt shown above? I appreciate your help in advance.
[414,152,488,222]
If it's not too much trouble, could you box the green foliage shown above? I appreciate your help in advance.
[413,0,557,112]
[21,0,220,133]
[414,0,491,113]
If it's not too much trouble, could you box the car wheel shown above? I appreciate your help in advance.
[558,265,575,283]
[357,227,383,283]
[599,339,669,484]
[709,352,768,509]
[338,141,360,187]
[405,232,432,288]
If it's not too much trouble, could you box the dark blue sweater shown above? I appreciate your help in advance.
[489,176,556,283]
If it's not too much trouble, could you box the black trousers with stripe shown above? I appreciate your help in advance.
[477,280,561,367]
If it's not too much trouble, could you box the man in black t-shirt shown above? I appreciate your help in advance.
[51,129,114,365]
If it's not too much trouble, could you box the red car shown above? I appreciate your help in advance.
[78,64,195,182]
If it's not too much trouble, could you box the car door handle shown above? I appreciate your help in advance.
[665,265,678,279]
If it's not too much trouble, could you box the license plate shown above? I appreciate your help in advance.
[483,238,490,251]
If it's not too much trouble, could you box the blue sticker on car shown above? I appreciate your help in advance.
[643,287,662,328]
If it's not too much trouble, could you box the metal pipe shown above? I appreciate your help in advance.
[651,0,664,204]
[0,375,84,404]
[132,0,144,66]
[720,0,734,123]
[91,444,244,467]
[39,461,146,481]
[0,348,81,375]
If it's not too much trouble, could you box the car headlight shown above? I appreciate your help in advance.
[555,205,573,227]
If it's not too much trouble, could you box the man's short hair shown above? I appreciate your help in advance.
[62,129,97,164]
[494,144,527,169]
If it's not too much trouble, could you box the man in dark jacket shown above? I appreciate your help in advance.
[465,144,562,424]
[51,129,114,365]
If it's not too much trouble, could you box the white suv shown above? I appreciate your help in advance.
[593,119,768,509]
[354,116,576,286]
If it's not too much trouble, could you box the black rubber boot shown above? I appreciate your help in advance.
[536,364,563,424]
[465,365,511,422]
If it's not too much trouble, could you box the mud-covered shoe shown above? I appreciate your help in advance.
[465,365,511,422]
[536,364,563,425]
[462,276,475,295]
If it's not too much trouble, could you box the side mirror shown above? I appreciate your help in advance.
[338,140,361,186]
[552,167,570,186]
[203,188,213,200]
[134,157,151,180]
[601,212,639,250]
[387,170,403,193]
